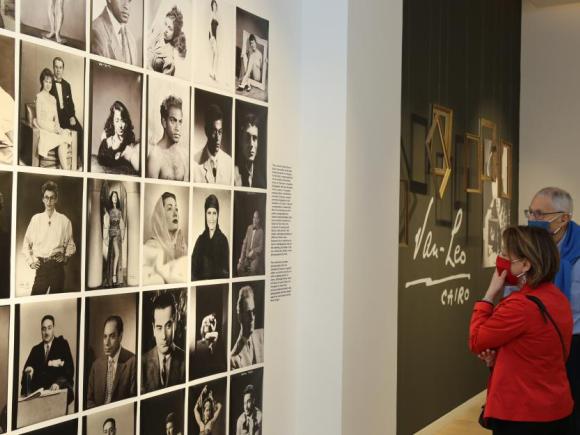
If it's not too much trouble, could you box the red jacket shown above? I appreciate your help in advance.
[469,282,573,422]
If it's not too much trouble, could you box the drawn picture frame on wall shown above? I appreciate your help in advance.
[435,151,453,228]
[480,118,498,182]
[499,140,512,200]
[399,179,409,246]
[426,104,453,199]
[464,133,483,194]
[409,114,428,194]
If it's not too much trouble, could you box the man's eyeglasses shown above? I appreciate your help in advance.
[523,209,566,219]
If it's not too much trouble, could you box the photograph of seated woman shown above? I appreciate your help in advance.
[34,68,73,170]
[191,194,229,281]
[103,190,125,287]
[194,385,222,435]
[237,34,262,93]
[470,226,574,434]
[143,192,188,285]
[148,6,187,77]
[97,101,140,175]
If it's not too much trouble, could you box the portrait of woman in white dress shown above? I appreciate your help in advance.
[34,68,73,170]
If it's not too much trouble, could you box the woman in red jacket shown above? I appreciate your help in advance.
[470,226,574,435]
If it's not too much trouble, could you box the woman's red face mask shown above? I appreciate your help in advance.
[495,256,523,285]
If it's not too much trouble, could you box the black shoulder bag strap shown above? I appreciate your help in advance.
[526,295,567,362]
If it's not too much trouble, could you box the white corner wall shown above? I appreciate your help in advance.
[342,1,403,434]
[296,0,349,434]
[520,0,580,217]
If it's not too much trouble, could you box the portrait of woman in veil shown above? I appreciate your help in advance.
[143,190,189,284]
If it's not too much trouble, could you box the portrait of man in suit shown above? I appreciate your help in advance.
[91,0,139,66]
[192,103,232,185]
[20,314,75,404]
[236,210,264,276]
[86,315,136,408]
[142,292,185,394]
[230,286,264,369]
[50,57,83,164]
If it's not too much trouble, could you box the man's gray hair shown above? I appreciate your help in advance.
[535,187,574,215]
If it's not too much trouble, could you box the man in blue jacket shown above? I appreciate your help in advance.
[527,186,580,431]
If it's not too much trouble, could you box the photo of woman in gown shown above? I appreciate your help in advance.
[97,100,140,174]
[35,68,73,169]
[148,6,187,76]
[143,191,188,284]
[191,194,229,281]
[103,190,125,287]
[194,385,222,435]
[208,0,218,81]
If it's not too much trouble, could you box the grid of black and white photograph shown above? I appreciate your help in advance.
[0,0,269,433]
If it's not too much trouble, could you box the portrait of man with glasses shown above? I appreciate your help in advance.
[21,180,76,295]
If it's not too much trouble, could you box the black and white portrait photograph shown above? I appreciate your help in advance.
[230,281,264,370]
[143,183,189,285]
[0,35,15,166]
[229,368,263,435]
[83,402,136,435]
[22,419,78,434]
[20,0,86,49]
[0,1,14,31]
[12,299,79,429]
[0,171,11,299]
[84,293,138,410]
[91,0,144,67]
[193,0,234,91]
[233,192,266,277]
[89,61,142,176]
[189,284,228,380]
[145,0,191,80]
[86,179,140,290]
[0,306,9,433]
[140,389,184,435]
[188,377,226,435]
[192,89,233,185]
[141,289,187,394]
[146,77,190,181]
[15,173,82,297]
[191,188,231,282]
[234,100,267,189]
[235,8,269,102]
[18,42,85,171]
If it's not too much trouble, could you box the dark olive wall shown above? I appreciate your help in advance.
[397,0,521,433]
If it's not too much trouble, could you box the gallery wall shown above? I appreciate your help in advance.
[398,0,522,433]
[520,0,580,219]
[0,0,306,433]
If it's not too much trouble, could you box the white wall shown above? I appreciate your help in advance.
[342,1,403,434]
[520,0,580,217]
[296,0,349,434]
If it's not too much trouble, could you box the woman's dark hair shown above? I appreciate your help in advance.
[104,100,135,150]
[109,191,121,211]
[39,68,54,91]
[166,6,187,56]
[211,0,218,11]
[502,225,560,288]
[161,191,177,207]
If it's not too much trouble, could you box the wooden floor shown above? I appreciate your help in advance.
[415,391,489,435]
